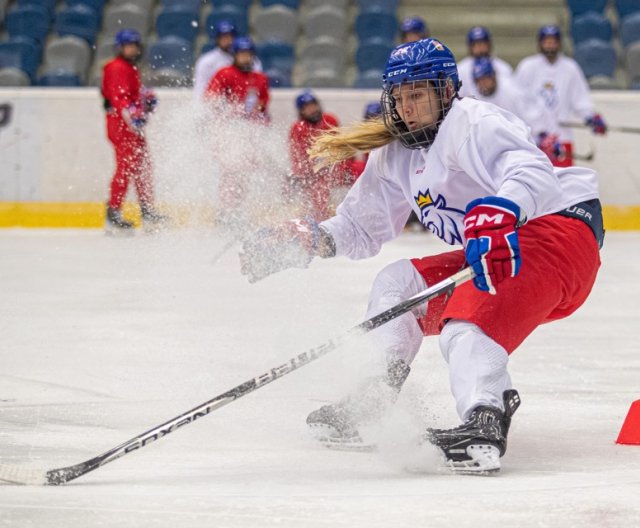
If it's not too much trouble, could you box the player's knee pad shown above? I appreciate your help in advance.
[369,259,426,306]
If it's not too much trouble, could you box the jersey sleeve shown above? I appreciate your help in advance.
[455,112,563,221]
[320,145,412,259]
[193,55,213,99]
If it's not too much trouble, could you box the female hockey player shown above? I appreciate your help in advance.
[239,39,604,474]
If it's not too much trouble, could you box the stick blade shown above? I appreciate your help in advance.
[0,463,47,486]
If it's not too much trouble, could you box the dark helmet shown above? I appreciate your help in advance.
[538,24,561,41]
[364,101,382,119]
[114,29,142,47]
[400,16,428,36]
[231,36,255,54]
[214,20,236,38]
[381,38,460,149]
[472,57,495,80]
[295,89,318,110]
[467,26,491,45]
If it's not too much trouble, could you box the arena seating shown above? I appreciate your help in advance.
[1,0,640,89]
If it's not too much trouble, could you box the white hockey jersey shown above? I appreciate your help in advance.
[514,53,594,142]
[320,97,599,259]
[469,76,557,139]
[193,48,263,99]
[458,55,513,98]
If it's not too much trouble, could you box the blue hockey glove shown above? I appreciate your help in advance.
[463,196,523,295]
[123,104,147,133]
[585,113,606,135]
[239,217,324,283]
[140,87,158,114]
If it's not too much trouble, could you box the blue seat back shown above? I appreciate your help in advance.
[355,8,397,41]
[17,0,57,20]
[39,72,82,86]
[55,5,100,45]
[265,67,292,87]
[353,69,383,89]
[156,6,200,41]
[574,38,617,77]
[621,12,640,47]
[148,36,194,73]
[6,5,51,44]
[616,0,640,18]
[261,0,300,8]
[567,0,607,16]
[0,37,41,79]
[161,0,202,14]
[65,0,105,18]
[356,37,394,72]
[256,40,294,72]
[356,0,399,11]
[571,11,613,44]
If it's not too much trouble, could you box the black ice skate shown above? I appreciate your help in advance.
[105,206,134,236]
[140,204,168,233]
[425,389,521,475]
[306,359,411,450]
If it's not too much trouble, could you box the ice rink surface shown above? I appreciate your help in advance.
[1,228,639,527]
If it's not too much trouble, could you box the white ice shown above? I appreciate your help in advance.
[1,229,639,527]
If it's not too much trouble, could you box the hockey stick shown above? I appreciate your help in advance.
[560,121,640,135]
[0,267,474,486]
[210,238,236,265]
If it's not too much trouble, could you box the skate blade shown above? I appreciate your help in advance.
[307,424,376,452]
[446,444,501,475]
[104,226,135,237]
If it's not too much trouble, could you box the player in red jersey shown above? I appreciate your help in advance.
[101,29,163,234]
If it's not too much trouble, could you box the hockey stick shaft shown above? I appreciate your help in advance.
[0,267,473,486]
[560,121,640,135]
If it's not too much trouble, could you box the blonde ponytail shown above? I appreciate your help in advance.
[308,117,395,170]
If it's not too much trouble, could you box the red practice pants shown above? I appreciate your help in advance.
[107,116,154,210]
[411,215,601,353]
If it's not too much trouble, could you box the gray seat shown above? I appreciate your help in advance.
[103,3,150,37]
[253,5,298,44]
[43,36,92,83]
[144,67,191,88]
[303,6,347,40]
[626,41,640,84]
[110,0,155,10]
[300,36,345,71]
[0,67,31,86]
[299,67,344,87]
[305,0,349,9]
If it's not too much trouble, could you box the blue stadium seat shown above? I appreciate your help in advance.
[5,5,50,44]
[17,0,56,20]
[147,36,194,74]
[566,0,607,17]
[39,72,83,86]
[161,0,202,13]
[55,5,100,46]
[356,37,394,72]
[615,0,640,19]
[0,37,41,80]
[156,6,200,42]
[65,0,105,18]
[571,11,613,45]
[265,67,292,87]
[355,8,397,42]
[574,38,617,78]
[261,0,300,8]
[621,12,640,47]
[206,5,248,38]
[356,0,399,11]
[255,41,294,72]
[353,68,383,89]
[214,0,252,9]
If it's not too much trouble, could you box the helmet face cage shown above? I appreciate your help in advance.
[381,78,453,150]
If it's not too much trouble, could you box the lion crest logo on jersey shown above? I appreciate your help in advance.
[414,189,464,245]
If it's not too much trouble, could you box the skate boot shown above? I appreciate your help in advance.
[140,204,168,233]
[306,359,411,450]
[105,206,134,236]
[425,389,521,475]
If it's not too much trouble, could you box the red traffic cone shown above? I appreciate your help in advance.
[616,400,640,445]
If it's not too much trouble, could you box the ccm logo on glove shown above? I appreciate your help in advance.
[463,196,524,295]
